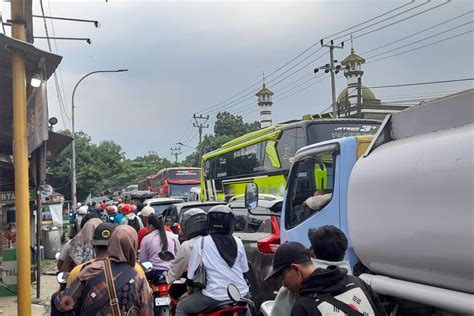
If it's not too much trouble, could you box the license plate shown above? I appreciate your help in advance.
[155,297,171,306]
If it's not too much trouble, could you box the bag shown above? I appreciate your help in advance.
[312,293,364,316]
[127,217,141,232]
[192,237,206,288]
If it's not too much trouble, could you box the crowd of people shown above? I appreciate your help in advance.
[51,198,386,316]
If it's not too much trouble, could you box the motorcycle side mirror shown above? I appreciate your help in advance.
[158,251,175,262]
[55,252,61,261]
[245,183,258,210]
[57,272,69,284]
[227,284,241,302]
[141,262,153,271]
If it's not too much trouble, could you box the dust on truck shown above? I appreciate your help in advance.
[348,89,474,315]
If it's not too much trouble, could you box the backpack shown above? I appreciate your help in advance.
[127,217,141,232]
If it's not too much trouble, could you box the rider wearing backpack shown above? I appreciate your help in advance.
[120,204,143,232]
[55,225,153,315]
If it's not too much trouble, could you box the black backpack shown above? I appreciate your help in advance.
[127,217,141,232]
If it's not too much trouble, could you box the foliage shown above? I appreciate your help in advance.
[48,131,173,201]
[183,111,260,166]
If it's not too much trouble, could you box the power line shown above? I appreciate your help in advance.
[366,29,474,64]
[335,0,451,42]
[366,20,473,60]
[368,78,474,89]
[361,10,474,55]
[322,0,416,40]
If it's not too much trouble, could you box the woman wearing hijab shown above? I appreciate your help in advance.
[68,217,102,266]
[176,205,249,316]
[55,225,153,315]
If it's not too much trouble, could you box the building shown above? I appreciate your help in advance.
[336,47,409,120]
[256,82,274,128]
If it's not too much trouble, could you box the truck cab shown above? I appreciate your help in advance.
[280,135,373,266]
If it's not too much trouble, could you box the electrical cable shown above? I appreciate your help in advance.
[368,78,474,89]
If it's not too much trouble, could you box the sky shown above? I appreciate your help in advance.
[2,0,473,160]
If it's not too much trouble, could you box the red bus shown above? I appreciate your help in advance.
[138,176,153,191]
[149,167,201,201]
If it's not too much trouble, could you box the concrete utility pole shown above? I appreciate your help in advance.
[171,146,181,163]
[10,1,32,314]
[193,114,209,151]
[320,39,344,118]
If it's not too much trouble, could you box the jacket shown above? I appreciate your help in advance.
[291,266,386,316]
[271,259,352,316]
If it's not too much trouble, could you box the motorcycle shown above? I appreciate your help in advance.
[259,301,273,316]
[195,284,254,316]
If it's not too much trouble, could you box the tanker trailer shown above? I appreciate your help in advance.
[348,89,474,315]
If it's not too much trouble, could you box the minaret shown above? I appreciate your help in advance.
[256,74,274,128]
[341,36,366,106]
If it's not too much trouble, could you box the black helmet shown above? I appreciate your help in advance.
[180,208,208,240]
[207,205,235,235]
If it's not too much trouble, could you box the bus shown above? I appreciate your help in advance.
[201,117,380,202]
[137,176,153,191]
[149,167,201,201]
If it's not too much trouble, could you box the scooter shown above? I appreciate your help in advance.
[195,284,254,316]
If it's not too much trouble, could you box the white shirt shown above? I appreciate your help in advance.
[166,235,200,284]
[188,235,249,301]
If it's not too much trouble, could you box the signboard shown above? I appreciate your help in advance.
[0,191,37,204]
[2,249,17,286]
[27,83,49,154]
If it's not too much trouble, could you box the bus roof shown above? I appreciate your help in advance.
[203,117,381,160]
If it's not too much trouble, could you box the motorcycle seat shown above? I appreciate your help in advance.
[201,301,245,313]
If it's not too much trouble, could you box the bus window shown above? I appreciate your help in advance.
[277,127,305,169]
[286,151,336,229]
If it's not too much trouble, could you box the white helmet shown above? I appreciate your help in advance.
[77,202,82,207]
[77,205,88,215]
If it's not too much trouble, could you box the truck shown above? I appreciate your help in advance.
[250,89,474,315]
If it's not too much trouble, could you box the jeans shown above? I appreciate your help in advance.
[176,291,221,316]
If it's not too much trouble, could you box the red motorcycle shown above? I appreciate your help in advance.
[194,284,253,316]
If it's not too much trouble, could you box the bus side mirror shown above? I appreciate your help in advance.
[245,183,259,210]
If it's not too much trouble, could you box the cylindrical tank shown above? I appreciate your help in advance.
[349,122,474,294]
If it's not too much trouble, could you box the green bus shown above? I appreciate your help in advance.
[201,117,380,202]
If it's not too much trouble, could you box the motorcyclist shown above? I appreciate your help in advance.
[176,205,249,316]
[139,213,180,282]
[166,208,208,289]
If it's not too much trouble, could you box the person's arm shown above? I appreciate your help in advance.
[138,236,149,263]
[166,242,190,284]
[137,275,154,316]
[55,277,85,312]
[270,287,297,316]
[237,238,249,273]
[186,238,201,280]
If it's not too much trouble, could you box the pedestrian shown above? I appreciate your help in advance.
[270,225,352,316]
[176,205,249,316]
[55,225,153,315]
[266,241,386,316]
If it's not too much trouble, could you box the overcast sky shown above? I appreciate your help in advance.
[2,0,473,160]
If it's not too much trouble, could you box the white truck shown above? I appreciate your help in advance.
[254,89,474,315]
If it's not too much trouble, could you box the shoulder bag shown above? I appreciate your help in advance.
[192,237,206,288]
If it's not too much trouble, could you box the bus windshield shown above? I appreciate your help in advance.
[170,184,195,198]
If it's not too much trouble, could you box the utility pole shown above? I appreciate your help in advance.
[193,114,209,150]
[319,39,344,118]
[171,146,181,164]
[11,1,32,314]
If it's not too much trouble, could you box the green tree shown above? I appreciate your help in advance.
[183,111,260,166]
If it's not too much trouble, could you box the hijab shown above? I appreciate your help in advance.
[108,225,138,267]
[69,218,102,265]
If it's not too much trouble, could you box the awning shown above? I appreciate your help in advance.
[0,33,63,155]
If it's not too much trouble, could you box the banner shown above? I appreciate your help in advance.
[27,82,49,154]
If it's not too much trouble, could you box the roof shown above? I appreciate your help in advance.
[341,48,366,65]
[338,86,377,102]
[0,34,63,155]
[144,197,184,205]
[256,84,274,96]
[174,201,225,211]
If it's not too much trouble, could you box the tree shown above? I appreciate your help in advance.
[183,111,260,166]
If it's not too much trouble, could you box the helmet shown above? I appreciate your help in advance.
[77,205,88,215]
[180,208,208,240]
[106,205,117,213]
[77,203,82,207]
[207,205,235,235]
[121,204,133,215]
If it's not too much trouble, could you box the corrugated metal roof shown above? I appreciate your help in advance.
[0,33,63,154]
